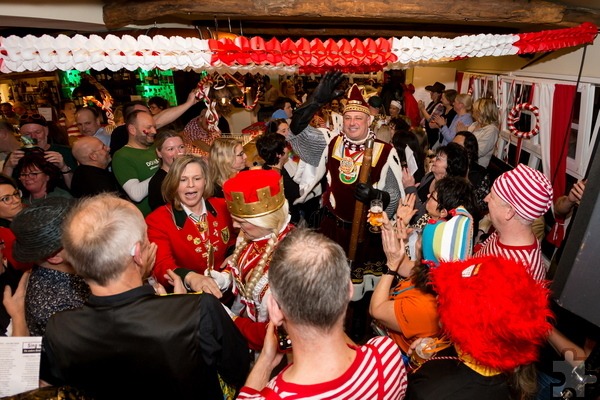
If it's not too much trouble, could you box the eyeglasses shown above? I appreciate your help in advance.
[428,192,438,202]
[19,171,43,179]
[0,190,21,204]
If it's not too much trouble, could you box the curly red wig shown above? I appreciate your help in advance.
[430,255,553,372]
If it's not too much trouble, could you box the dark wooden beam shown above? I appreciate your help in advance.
[103,0,569,31]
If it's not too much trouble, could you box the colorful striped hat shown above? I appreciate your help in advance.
[492,164,553,221]
[422,206,474,264]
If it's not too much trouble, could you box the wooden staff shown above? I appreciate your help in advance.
[348,138,374,263]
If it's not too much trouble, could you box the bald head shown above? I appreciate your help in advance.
[72,136,111,168]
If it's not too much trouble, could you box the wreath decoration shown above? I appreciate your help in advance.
[507,102,540,139]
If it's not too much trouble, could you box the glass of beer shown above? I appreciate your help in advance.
[368,198,384,233]
[408,337,451,372]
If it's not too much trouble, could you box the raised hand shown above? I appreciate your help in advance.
[312,71,345,105]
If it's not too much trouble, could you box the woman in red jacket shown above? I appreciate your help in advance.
[146,154,235,293]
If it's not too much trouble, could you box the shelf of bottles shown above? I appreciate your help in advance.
[136,69,178,107]
[57,69,178,107]
[2,74,61,113]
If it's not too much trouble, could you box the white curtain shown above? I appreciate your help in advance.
[535,81,555,181]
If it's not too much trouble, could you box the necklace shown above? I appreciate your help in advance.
[342,132,375,152]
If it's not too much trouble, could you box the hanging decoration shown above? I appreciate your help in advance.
[220,73,262,111]
[507,102,541,139]
[195,73,221,134]
[79,72,115,125]
[0,23,596,74]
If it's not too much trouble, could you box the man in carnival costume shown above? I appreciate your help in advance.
[209,169,295,350]
[475,163,553,282]
[287,71,404,341]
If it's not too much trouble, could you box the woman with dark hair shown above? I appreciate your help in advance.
[146,154,235,290]
[370,177,474,360]
[265,118,290,137]
[420,176,476,263]
[148,129,186,211]
[0,174,31,271]
[453,131,491,218]
[148,96,170,115]
[263,118,323,227]
[404,142,469,224]
[14,149,72,205]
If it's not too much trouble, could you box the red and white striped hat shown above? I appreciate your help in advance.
[492,164,553,221]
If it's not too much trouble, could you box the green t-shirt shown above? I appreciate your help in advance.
[112,145,159,216]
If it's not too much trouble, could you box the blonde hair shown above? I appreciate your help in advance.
[209,138,243,187]
[280,79,295,97]
[455,93,473,113]
[162,154,213,210]
[473,98,499,126]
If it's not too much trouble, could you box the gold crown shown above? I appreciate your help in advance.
[226,178,285,218]
[344,103,370,114]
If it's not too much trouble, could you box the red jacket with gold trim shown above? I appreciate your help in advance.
[146,198,235,288]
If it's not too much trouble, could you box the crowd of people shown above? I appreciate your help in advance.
[0,70,595,400]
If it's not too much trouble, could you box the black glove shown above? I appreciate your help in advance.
[312,71,345,105]
[354,183,390,209]
[289,71,345,135]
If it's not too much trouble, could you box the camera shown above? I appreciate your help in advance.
[19,136,43,153]
[275,325,292,353]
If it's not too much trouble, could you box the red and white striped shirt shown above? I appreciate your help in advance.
[474,231,546,282]
[237,336,407,400]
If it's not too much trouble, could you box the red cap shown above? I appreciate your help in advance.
[223,169,285,218]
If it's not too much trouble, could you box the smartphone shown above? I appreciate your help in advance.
[275,325,292,353]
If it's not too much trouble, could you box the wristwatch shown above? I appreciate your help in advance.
[382,265,401,279]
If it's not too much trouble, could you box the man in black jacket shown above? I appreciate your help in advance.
[40,193,250,399]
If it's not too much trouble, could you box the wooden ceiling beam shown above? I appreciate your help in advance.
[103,0,568,31]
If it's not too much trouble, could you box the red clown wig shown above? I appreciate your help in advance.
[430,255,553,372]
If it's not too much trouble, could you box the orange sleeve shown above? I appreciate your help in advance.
[393,291,440,342]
